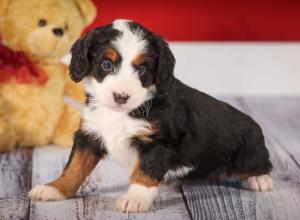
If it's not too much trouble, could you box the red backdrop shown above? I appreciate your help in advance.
[87,0,300,41]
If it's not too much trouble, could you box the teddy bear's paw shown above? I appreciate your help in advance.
[28,185,66,201]
[116,184,158,213]
[242,174,273,191]
[0,124,16,152]
[0,142,15,153]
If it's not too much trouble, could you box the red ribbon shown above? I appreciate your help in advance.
[0,42,48,85]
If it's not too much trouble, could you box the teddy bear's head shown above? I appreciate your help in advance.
[0,0,96,59]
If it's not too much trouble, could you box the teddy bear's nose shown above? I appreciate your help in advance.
[52,28,64,37]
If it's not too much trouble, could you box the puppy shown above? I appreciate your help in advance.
[29,19,273,213]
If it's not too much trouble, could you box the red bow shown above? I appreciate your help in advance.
[0,42,48,85]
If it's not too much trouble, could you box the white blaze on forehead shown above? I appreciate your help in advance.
[83,19,152,113]
[113,19,132,31]
[112,19,147,66]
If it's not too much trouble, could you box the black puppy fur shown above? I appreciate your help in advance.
[69,22,272,184]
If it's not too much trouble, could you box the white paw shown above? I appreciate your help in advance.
[242,175,273,191]
[116,184,158,213]
[28,185,66,201]
[116,193,153,213]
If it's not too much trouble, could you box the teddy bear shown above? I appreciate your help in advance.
[0,0,96,152]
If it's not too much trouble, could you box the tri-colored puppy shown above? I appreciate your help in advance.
[29,19,273,213]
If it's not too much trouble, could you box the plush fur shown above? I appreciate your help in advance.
[0,0,96,151]
[29,19,273,212]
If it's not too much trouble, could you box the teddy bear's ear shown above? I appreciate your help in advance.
[0,0,11,16]
[74,0,96,26]
[0,0,11,32]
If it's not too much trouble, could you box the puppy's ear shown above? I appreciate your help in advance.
[69,33,92,82]
[69,26,119,83]
[155,36,175,96]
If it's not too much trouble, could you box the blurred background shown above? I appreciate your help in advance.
[1,1,300,219]
[83,0,300,96]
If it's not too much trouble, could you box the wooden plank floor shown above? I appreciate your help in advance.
[182,98,300,220]
[0,98,299,220]
[29,147,188,220]
[0,148,32,220]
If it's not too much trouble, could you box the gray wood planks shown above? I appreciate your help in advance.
[0,148,33,220]
[182,98,300,220]
[237,98,300,164]
[29,146,189,220]
[239,98,300,220]
[2,98,300,220]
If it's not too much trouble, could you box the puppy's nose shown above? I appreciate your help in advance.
[113,92,130,105]
[52,28,64,37]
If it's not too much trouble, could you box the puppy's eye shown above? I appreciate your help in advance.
[137,65,147,75]
[101,60,113,72]
[38,19,47,27]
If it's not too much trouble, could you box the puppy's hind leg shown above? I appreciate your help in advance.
[241,174,273,191]
[233,129,273,191]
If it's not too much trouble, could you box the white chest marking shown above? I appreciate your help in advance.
[82,106,150,171]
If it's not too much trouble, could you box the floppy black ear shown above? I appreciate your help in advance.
[69,26,119,83]
[69,32,92,83]
[155,36,176,96]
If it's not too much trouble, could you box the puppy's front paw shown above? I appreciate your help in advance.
[116,193,153,213]
[116,184,158,213]
[28,185,66,201]
[242,174,273,191]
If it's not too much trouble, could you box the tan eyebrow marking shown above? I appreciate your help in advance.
[105,48,119,62]
[132,53,146,66]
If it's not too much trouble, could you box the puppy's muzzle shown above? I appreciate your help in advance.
[113,92,130,105]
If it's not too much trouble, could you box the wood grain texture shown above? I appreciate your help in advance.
[0,198,30,220]
[29,146,189,220]
[0,148,33,220]
[237,98,300,164]
[2,98,300,220]
[182,98,300,220]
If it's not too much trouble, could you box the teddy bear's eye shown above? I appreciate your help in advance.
[38,19,47,27]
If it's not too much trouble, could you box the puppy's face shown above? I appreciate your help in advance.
[69,19,175,112]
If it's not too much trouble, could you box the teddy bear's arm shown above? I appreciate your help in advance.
[0,98,17,152]
[53,65,85,147]
[63,63,85,102]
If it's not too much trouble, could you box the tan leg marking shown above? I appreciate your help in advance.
[117,160,160,213]
[130,160,160,187]
[49,150,101,198]
[29,149,101,201]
